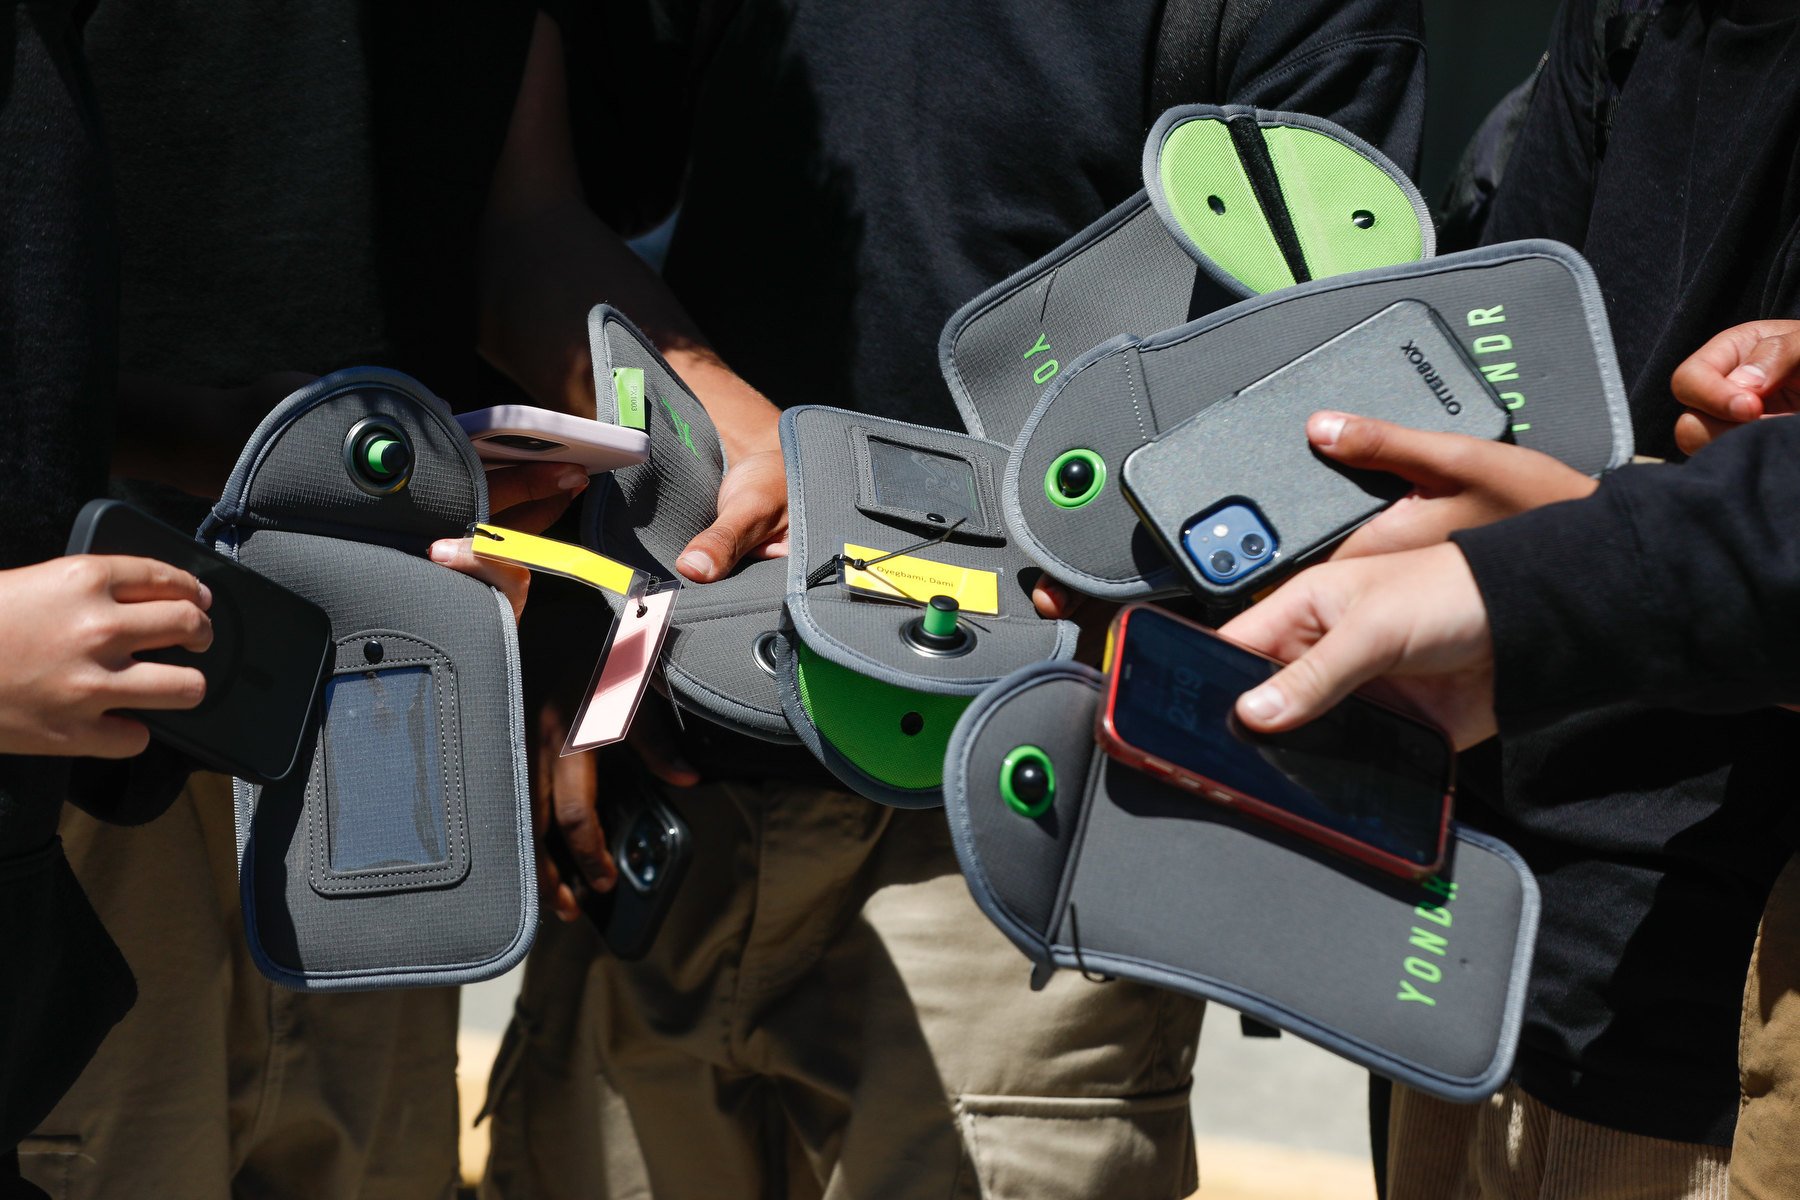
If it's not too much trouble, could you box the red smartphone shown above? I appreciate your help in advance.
[1097,604,1453,880]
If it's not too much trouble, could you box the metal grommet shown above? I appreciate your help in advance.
[363,638,385,665]
[752,631,781,678]
[1351,209,1376,229]
[901,595,974,658]
[1045,449,1106,509]
[1000,745,1055,818]
[899,711,925,737]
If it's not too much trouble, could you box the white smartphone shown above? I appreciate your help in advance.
[456,405,650,474]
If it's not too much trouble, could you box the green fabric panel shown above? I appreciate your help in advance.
[1263,126,1424,281]
[794,642,971,791]
[1158,119,1295,293]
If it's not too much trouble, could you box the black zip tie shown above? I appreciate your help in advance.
[471,525,504,541]
[804,517,967,591]
[1066,903,1114,984]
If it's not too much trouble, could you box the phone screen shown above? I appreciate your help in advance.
[1110,608,1450,868]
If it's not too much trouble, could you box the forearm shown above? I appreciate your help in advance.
[1454,415,1800,724]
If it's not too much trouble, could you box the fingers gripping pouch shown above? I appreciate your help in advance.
[202,368,534,991]
[944,663,1539,1102]
[1008,240,1635,599]
[776,407,1077,809]
[940,105,1432,447]
[580,305,793,742]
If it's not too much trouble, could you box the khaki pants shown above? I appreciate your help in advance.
[481,778,1205,1200]
[19,774,461,1200]
[1731,852,1800,1199]
[1385,1082,1729,1200]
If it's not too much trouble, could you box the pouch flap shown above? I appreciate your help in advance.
[580,305,792,742]
[944,662,1538,1103]
[1007,240,1633,598]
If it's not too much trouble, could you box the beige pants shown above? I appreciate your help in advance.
[1731,852,1800,1199]
[1385,1082,1730,1200]
[19,773,461,1200]
[481,778,1205,1200]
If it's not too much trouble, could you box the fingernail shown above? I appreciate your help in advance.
[557,468,590,491]
[1731,393,1762,421]
[197,583,213,609]
[1239,686,1284,722]
[676,550,714,579]
[1310,412,1347,447]
[428,540,456,564]
[1729,363,1768,388]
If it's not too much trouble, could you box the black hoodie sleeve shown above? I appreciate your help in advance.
[1453,414,1800,727]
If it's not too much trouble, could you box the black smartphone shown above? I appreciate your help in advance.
[65,499,335,785]
[548,783,691,960]
[1098,604,1453,880]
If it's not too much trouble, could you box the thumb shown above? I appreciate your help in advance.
[1730,331,1800,396]
[1235,624,1389,734]
[675,519,746,583]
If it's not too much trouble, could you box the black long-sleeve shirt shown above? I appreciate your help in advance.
[1458,414,1800,727]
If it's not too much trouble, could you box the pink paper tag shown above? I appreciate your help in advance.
[563,581,679,753]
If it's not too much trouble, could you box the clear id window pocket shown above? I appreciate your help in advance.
[307,634,469,896]
[850,429,1002,540]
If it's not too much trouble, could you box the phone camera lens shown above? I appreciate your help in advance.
[1239,532,1267,558]
[1209,549,1237,576]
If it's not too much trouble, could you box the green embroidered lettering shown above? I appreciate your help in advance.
[1404,957,1443,984]
[1023,333,1054,360]
[1033,360,1060,385]
[1473,334,1513,355]
[1421,875,1458,902]
[1397,980,1437,1006]
[656,392,700,458]
[1415,901,1452,927]
[1480,362,1520,385]
[1467,306,1506,327]
[1501,391,1526,412]
[1409,927,1449,957]
[1511,422,1532,433]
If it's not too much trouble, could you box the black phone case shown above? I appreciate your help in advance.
[552,787,691,961]
[1121,301,1508,603]
[66,499,333,785]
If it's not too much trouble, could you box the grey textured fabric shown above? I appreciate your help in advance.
[206,369,534,991]
[940,105,1433,449]
[1122,301,1509,603]
[580,306,793,741]
[944,661,1539,1102]
[776,405,1077,808]
[1008,240,1633,598]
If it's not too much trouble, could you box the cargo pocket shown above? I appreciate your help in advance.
[953,1085,1196,1200]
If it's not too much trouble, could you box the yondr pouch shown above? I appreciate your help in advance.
[945,661,1539,1102]
[581,305,794,742]
[940,104,1434,447]
[1007,239,1634,599]
[1122,300,1510,604]
[775,406,1078,808]
[202,368,533,991]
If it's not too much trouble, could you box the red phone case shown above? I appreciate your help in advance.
[1095,604,1452,881]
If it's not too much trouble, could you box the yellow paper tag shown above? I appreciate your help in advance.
[474,525,639,597]
[840,543,1000,615]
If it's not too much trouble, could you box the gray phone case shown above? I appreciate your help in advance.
[1005,240,1634,599]
[203,369,534,991]
[945,661,1538,1102]
[1122,301,1509,602]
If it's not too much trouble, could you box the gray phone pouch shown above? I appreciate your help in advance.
[775,406,1077,808]
[945,661,1538,1102]
[1006,239,1634,599]
[1122,300,1510,603]
[940,104,1434,448]
[581,305,794,742]
[202,369,534,991]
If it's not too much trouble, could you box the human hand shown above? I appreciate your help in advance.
[0,556,214,758]
[427,538,531,621]
[1221,543,1498,749]
[673,447,790,583]
[532,700,616,922]
[484,460,592,534]
[1673,320,1800,455]
[1312,412,1596,558]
